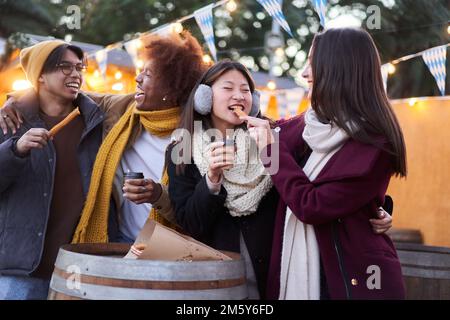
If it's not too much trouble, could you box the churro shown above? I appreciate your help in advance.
[49,107,80,137]
[232,107,246,117]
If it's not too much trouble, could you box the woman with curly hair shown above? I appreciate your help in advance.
[66,30,209,244]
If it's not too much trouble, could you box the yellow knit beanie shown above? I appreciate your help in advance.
[20,40,68,90]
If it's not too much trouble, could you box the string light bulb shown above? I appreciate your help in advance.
[447,25,450,35]
[136,60,144,69]
[387,63,396,75]
[12,80,32,91]
[408,98,417,107]
[114,71,123,80]
[275,47,284,57]
[171,22,184,34]
[112,83,124,92]
[267,80,277,90]
[202,54,212,64]
[226,0,237,12]
[134,39,143,50]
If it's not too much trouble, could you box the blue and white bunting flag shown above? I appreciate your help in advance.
[95,49,108,77]
[422,45,447,96]
[124,38,142,70]
[312,0,327,27]
[194,4,217,61]
[154,24,172,36]
[256,0,293,37]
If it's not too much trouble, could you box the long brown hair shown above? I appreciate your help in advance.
[171,60,267,175]
[310,28,407,177]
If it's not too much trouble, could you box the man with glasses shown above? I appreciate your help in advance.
[0,40,104,299]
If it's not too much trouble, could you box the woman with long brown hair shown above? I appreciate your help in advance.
[245,28,406,299]
[166,60,278,299]
[162,58,395,300]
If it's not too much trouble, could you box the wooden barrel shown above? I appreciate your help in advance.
[395,242,450,299]
[387,228,423,244]
[48,243,247,300]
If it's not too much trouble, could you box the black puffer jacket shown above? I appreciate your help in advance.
[0,93,104,275]
[167,150,278,298]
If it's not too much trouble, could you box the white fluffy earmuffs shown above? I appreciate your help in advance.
[194,84,261,116]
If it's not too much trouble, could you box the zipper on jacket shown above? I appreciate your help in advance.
[79,112,104,143]
[32,141,56,274]
[332,221,352,299]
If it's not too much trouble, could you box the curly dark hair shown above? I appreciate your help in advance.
[143,30,208,107]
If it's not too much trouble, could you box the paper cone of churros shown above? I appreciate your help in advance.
[124,220,231,261]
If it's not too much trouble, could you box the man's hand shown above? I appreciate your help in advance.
[15,128,51,156]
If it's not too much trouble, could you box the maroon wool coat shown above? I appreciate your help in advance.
[264,115,405,300]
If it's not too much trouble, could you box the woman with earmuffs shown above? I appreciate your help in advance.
[165,60,276,299]
[159,60,393,300]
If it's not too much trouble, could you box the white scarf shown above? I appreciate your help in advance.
[192,126,273,217]
[279,107,349,300]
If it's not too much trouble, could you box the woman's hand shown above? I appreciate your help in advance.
[370,208,393,234]
[130,244,146,257]
[123,178,162,205]
[15,128,51,156]
[207,141,235,183]
[239,115,274,151]
[0,97,24,135]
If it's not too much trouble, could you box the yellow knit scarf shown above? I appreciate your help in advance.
[71,102,180,243]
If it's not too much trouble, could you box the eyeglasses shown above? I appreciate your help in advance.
[56,63,87,76]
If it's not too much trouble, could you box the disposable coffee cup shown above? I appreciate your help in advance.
[124,171,144,181]
[223,136,234,146]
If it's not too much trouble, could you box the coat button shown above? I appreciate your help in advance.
[43,193,48,197]
[37,232,43,237]
[351,278,358,286]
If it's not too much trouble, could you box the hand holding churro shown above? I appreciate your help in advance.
[49,107,80,137]
[15,128,51,156]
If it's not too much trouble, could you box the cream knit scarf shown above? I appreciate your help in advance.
[279,107,350,300]
[192,126,273,217]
